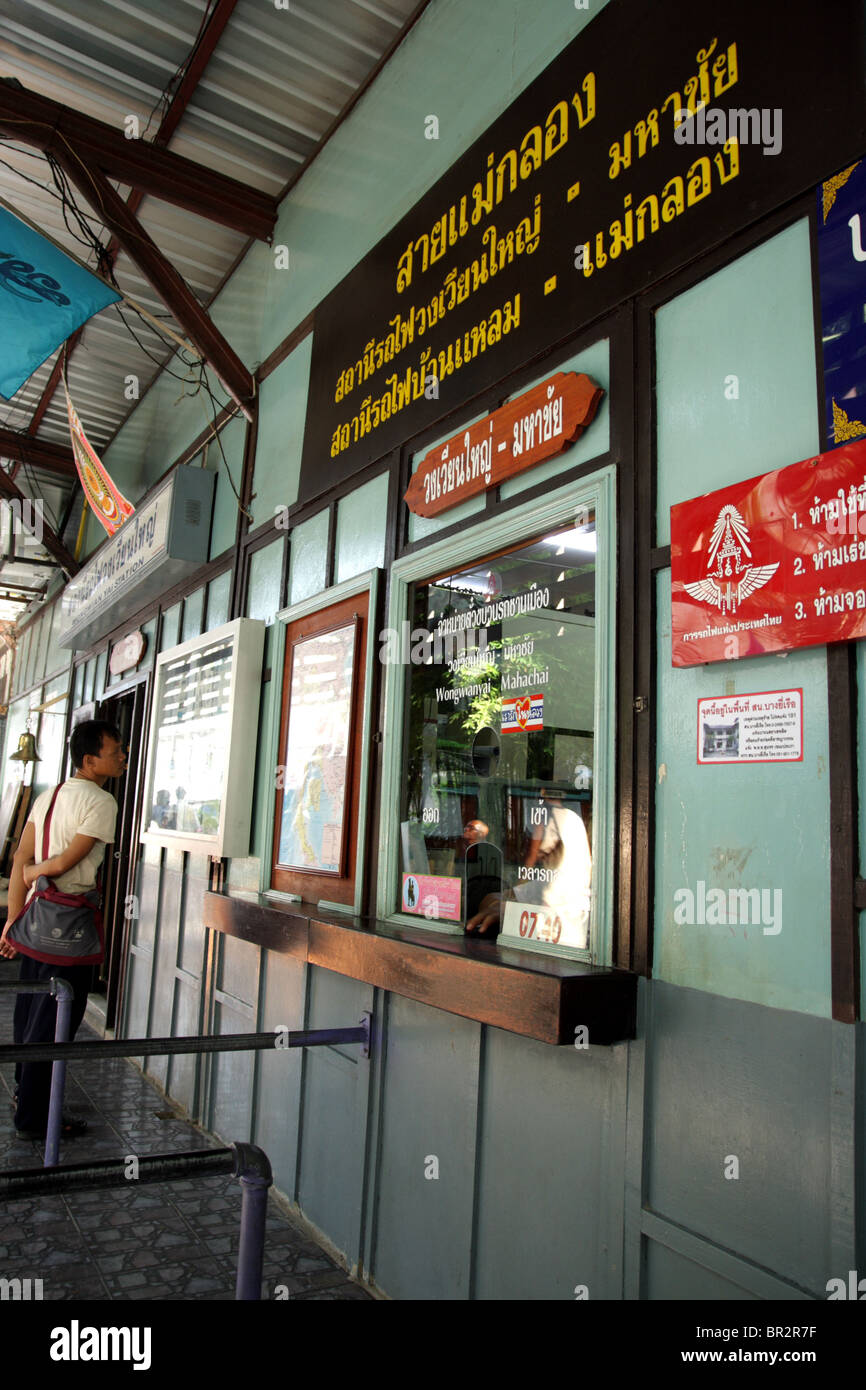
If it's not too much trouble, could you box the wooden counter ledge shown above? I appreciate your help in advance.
[203,891,637,1046]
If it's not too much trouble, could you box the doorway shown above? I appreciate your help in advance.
[94,680,148,1030]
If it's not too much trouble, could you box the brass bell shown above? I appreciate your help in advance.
[9,731,40,762]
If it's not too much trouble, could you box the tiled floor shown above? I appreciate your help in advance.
[0,960,372,1301]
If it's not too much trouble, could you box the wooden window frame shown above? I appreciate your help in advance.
[260,569,380,913]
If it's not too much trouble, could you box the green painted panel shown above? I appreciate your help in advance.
[654,575,831,1014]
[288,510,328,605]
[138,616,157,669]
[372,994,479,1299]
[656,220,819,546]
[246,540,283,624]
[645,982,832,1295]
[207,417,246,560]
[335,473,388,583]
[181,587,204,642]
[254,950,306,1204]
[159,602,181,654]
[297,966,372,1264]
[251,338,313,526]
[498,337,610,499]
[205,572,231,630]
[645,1242,762,1301]
[473,1022,626,1300]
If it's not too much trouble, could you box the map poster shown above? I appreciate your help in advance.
[278,621,357,874]
[697,690,803,765]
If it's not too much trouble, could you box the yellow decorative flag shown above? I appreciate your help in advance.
[63,375,134,536]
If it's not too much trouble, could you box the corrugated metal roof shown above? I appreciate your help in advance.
[0,0,422,608]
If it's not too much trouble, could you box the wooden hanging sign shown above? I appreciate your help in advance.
[404,371,604,518]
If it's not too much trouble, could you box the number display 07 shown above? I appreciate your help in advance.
[518,909,562,943]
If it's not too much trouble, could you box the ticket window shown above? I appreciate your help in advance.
[397,513,598,958]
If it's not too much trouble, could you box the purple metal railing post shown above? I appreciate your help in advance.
[43,978,73,1168]
[232,1143,273,1300]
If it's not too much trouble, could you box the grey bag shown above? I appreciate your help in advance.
[7,785,105,966]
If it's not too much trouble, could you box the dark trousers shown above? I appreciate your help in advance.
[13,956,92,1133]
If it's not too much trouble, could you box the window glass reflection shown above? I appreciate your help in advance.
[399,516,596,952]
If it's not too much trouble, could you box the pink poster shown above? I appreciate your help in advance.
[401,873,462,921]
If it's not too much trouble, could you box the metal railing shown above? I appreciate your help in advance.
[0,976,73,1167]
[0,1142,273,1300]
[0,1001,373,1298]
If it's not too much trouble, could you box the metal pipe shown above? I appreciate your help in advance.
[44,978,73,1169]
[0,981,55,992]
[0,1023,369,1066]
[232,1143,273,1301]
[0,1149,235,1202]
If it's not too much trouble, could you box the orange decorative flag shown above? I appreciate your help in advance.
[63,375,134,535]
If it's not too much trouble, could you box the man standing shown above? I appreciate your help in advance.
[0,720,126,1140]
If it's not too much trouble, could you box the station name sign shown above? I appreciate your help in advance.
[299,0,866,505]
[59,466,215,651]
[404,371,602,517]
[671,438,866,666]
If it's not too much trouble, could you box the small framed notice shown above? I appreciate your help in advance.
[697,689,803,765]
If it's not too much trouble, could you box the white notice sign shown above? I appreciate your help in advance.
[697,689,803,764]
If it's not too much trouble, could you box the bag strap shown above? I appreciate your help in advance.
[42,784,63,860]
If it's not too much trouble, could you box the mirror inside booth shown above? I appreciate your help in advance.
[399,513,596,956]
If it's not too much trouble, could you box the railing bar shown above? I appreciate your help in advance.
[0,1148,235,1201]
[0,1024,368,1065]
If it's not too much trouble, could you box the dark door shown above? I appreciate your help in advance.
[96,681,147,1030]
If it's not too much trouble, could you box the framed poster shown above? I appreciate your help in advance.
[270,584,372,908]
[277,619,358,876]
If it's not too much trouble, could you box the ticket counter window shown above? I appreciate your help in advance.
[398,515,597,956]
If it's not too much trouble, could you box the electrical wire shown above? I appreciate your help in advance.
[141,0,218,141]
[0,126,251,521]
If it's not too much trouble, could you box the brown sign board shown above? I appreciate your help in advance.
[299,0,866,506]
[404,372,603,517]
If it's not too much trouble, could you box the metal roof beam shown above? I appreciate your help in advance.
[0,468,78,575]
[0,81,277,242]
[52,154,255,416]
[0,428,76,478]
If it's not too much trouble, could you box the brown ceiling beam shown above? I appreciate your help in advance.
[0,468,78,574]
[0,82,276,242]
[26,327,83,438]
[53,154,255,415]
[0,428,76,478]
[150,0,240,151]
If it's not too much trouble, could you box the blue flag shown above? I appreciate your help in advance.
[0,205,120,400]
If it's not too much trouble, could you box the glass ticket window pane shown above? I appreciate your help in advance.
[147,636,233,837]
[399,514,597,955]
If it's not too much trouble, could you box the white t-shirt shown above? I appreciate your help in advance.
[26,778,118,898]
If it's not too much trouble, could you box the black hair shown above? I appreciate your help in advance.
[69,719,122,770]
